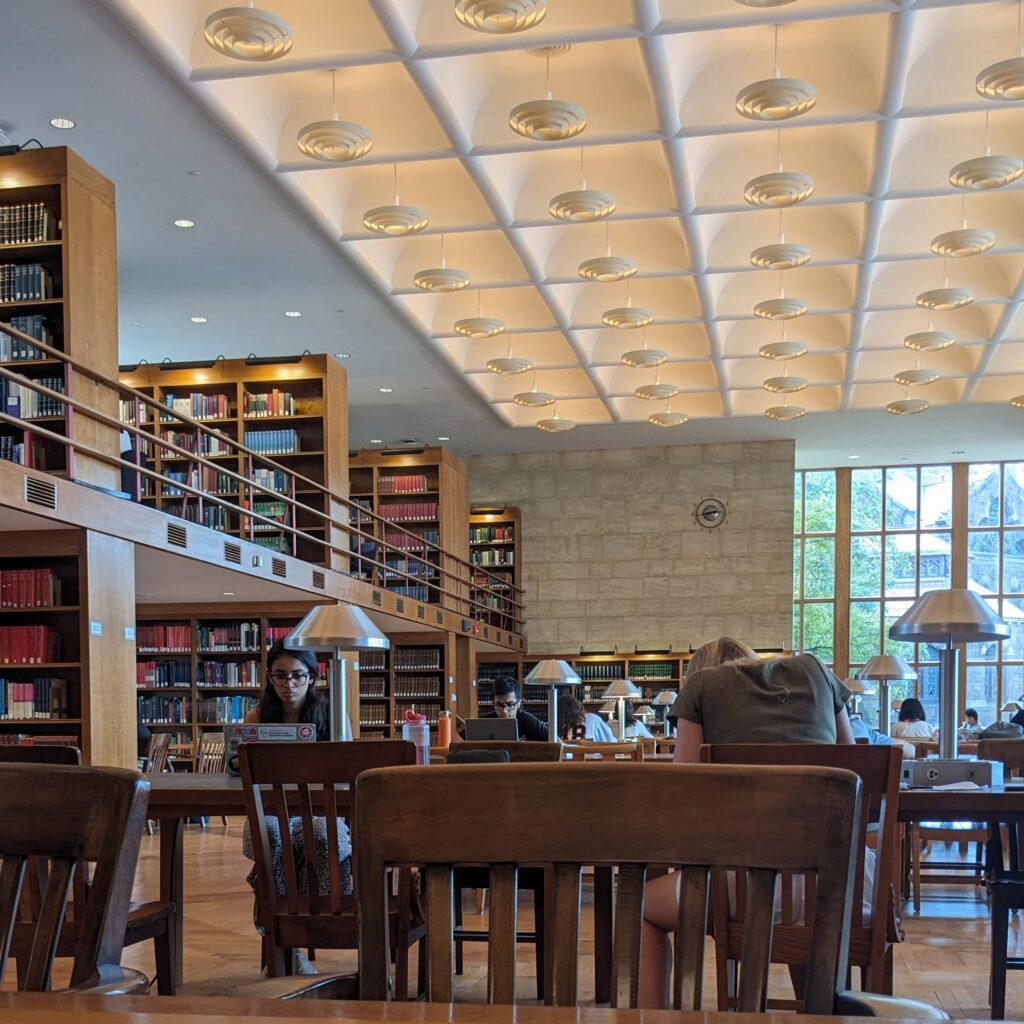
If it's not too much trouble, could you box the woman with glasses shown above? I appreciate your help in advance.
[241,640,346,975]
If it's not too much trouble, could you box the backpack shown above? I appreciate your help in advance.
[979,721,1024,739]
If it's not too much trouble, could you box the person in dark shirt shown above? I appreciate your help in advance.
[483,676,548,741]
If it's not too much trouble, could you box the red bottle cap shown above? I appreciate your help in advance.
[403,710,427,724]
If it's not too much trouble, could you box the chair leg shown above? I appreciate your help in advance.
[990,887,1009,1020]
[154,923,176,996]
[220,816,229,827]
[454,885,465,977]
[534,879,545,1001]
[146,819,155,838]
[714,944,733,1011]
[911,824,922,914]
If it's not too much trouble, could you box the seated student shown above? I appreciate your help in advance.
[622,701,654,739]
[558,692,617,743]
[962,708,983,733]
[890,697,935,739]
[482,676,547,740]
[848,706,914,758]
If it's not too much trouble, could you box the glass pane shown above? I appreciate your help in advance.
[1005,464,1024,526]
[850,535,881,597]
[794,473,803,533]
[1003,530,1024,594]
[968,463,1000,527]
[849,601,881,664]
[883,599,915,658]
[1003,596,1024,661]
[885,534,917,596]
[1004,664,1024,707]
[793,603,801,653]
[967,598,1001,660]
[885,467,917,530]
[916,665,940,729]
[967,530,999,594]
[851,469,883,532]
[966,664,998,729]
[888,678,916,730]
[803,538,835,599]
[920,466,952,529]
[920,531,952,590]
[793,539,803,600]
[804,471,836,533]
[802,602,834,663]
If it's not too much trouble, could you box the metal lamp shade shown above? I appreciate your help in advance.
[598,700,617,715]
[285,604,390,742]
[844,677,872,694]
[635,704,655,720]
[857,655,917,682]
[601,680,643,699]
[525,659,581,741]
[651,690,678,707]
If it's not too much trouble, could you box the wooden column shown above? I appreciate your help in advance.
[455,634,478,720]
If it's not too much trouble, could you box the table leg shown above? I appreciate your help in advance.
[159,815,185,986]
[594,866,613,1004]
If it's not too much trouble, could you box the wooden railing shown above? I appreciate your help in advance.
[0,324,524,635]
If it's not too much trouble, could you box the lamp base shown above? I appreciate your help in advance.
[901,758,1003,788]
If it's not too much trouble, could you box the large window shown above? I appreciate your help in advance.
[793,462,1024,730]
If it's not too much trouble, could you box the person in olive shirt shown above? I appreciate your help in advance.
[483,677,548,740]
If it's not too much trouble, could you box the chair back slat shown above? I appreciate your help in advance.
[294,782,325,915]
[486,864,518,1004]
[610,862,645,1008]
[356,763,861,1007]
[552,863,581,1006]
[273,782,303,916]
[322,785,344,915]
[0,858,27,983]
[673,865,710,1011]
[449,741,563,763]
[145,733,171,774]
[425,865,454,1002]
[560,742,641,762]
[736,868,776,1012]
[24,858,75,991]
[195,733,225,774]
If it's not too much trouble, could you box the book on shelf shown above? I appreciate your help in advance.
[470,525,514,543]
[0,202,57,245]
[0,264,53,303]
[167,502,230,531]
[470,549,514,567]
[0,677,67,719]
[160,392,231,421]
[384,528,439,550]
[0,315,51,360]
[0,625,60,664]
[243,390,295,418]
[0,375,65,419]
[377,473,429,494]
[136,660,192,688]
[243,428,299,455]
[393,648,442,671]
[196,621,260,652]
[137,694,191,724]
[0,568,62,608]
[137,623,191,653]
[378,502,438,523]
[162,466,235,497]
[197,694,258,723]
[250,466,289,495]
[0,430,47,469]
[160,430,232,457]
[197,659,260,687]
[252,534,289,552]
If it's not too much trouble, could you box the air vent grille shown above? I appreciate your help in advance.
[312,570,326,590]
[166,523,187,549]
[417,605,425,620]
[271,557,286,579]
[371,591,382,607]
[24,477,57,510]
[396,598,405,613]
[436,611,444,625]
[223,541,242,565]
[483,627,490,639]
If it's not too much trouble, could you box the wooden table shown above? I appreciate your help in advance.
[0,993,985,1024]
[897,785,1024,823]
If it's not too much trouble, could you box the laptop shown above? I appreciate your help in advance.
[223,722,316,773]
[464,717,520,741]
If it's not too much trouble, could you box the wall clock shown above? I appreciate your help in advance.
[694,496,728,531]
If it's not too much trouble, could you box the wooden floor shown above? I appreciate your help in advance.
[53,822,1024,1015]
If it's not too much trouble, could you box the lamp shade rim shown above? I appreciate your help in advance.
[284,604,391,650]
[524,659,581,685]
[887,588,1010,644]
[856,654,917,681]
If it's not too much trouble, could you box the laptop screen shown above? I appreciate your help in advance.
[464,718,520,741]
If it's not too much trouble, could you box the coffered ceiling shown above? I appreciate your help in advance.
[100,0,1024,442]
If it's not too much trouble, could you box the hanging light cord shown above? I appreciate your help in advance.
[331,69,338,120]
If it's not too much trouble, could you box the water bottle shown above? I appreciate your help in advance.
[402,709,430,765]
[437,709,452,748]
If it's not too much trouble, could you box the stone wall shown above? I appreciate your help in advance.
[467,441,795,654]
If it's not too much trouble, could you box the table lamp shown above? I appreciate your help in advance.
[1001,701,1022,722]
[889,588,1009,759]
[844,675,871,716]
[651,690,678,734]
[857,655,916,738]
[598,700,617,717]
[601,679,642,740]
[525,659,580,741]
[635,704,655,721]
[285,603,390,741]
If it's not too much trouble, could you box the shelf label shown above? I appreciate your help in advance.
[89,620,104,637]
[124,626,136,642]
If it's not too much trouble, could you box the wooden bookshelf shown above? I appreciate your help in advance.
[119,354,348,568]
[469,505,520,629]
[0,147,120,488]
[349,447,469,610]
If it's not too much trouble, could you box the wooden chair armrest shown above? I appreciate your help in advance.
[836,992,949,1019]
[225,973,359,1001]
[65,966,151,996]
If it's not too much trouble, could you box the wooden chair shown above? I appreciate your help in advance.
[355,762,939,1013]
[196,731,229,828]
[0,744,178,995]
[0,763,150,994]
[449,741,564,763]
[701,744,903,1006]
[143,732,171,837]
[560,741,642,762]
[239,740,426,997]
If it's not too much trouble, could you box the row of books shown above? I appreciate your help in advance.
[358,651,387,671]
[164,467,236,497]
[244,429,300,454]
[383,559,437,580]
[0,568,63,608]
[137,624,191,653]
[359,679,387,697]
[0,203,57,245]
[168,503,230,531]
[378,503,438,523]
[630,663,678,681]
[0,734,79,747]
[0,315,52,361]
[575,662,626,681]
[251,467,289,494]
[470,525,514,543]
[243,390,295,417]
[197,622,260,652]
[395,704,442,725]
[161,392,231,421]
[252,501,288,530]
[384,528,439,551]
[253,535,289,552]
[394,648,442,670]
[377,473,430,494]
[0,430,46,468]
[360,706,389,726]
[470,550,514,567]
[196,695,258,723]
[385,584,431,601]
[1,375,65,418]
[136,659,191,687]
[0,677,67,719]
[160,431,232,457]
[0,625,60,664]
[198,660,260,687]
[137,695,190,724]
[0,264,54,303]
[393,677,443,698]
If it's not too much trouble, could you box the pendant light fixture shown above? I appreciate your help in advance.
[916,257,973,311]
[454,290,505,339]
[976,0,1024,98]
[510,47,586,141]
[363,163,428,235]
[905,313,955,353]
[413,233,470,291]
[620,325,668,368]
[764,398,806,420]
[602,279,653,329]
[894,368,940,387]
[754,270,807,320]
[634,367,679,402]
[454,0,547,33]
[930,195,995,258]
[736,26,816,121]
[578,221,637,282]
[648,403,688,427]
[886,393,930,416]
[1011,395,1024,409]
[296,69,372,163]
[537,403,576,431]
[513,371,555,407]
[744,130,815,207]
[204,1,292,61]
[751,209,811,269]
[949,111,1024,190]
[549,147,616,221]
[486,336,533,375]
[758,325,807,361]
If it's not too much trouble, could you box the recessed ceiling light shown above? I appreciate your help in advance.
[952,449,966,455]
[847,455,860,460]
[378,386,393,393]
[222,591,235,597]
[173,219,195,229]
[369,439,384,444]
[284,310,302,317]
[132,320,143,326]
[49,117,75,129]
[334,352,351,359]
[187,170,201,177]
[190,315,208,323]
[437,435,451,441]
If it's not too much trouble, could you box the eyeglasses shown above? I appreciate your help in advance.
[493,699,520,711]
[270,671,311,686]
